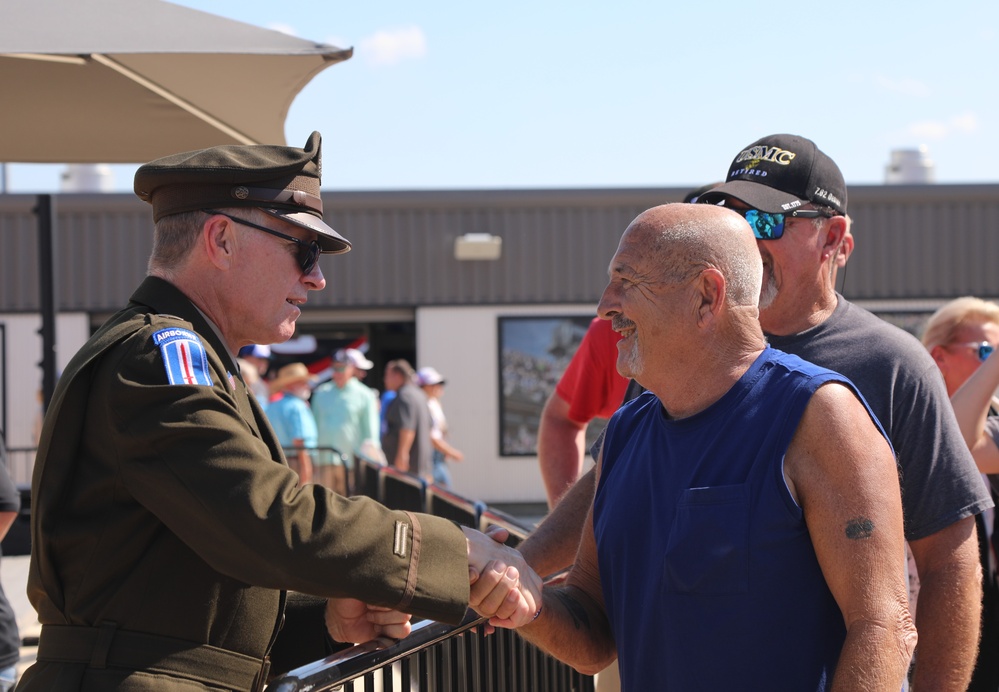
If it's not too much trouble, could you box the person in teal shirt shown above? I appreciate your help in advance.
[265,362,318,485]
[311,349,381,495]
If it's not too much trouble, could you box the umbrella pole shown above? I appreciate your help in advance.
[34,194,57,412]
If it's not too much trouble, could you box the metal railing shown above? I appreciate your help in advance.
[267,593,591,692]
[266,457,591,691]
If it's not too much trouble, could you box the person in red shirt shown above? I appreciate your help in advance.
[538,317,628,507]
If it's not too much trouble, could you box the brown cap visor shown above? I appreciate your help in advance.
[260,208,351,254]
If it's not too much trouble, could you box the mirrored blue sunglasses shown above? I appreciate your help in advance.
[953,341,995,362]
[734,208,837,240]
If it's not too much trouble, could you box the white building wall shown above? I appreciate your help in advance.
[1,313,90,450]
[417,303,600,505]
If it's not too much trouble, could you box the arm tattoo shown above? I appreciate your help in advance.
[845,517,874,540]
[552,589,592,631]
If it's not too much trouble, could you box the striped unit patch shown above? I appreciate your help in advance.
[152,328,213,387]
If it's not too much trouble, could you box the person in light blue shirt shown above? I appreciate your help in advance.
[265,362,317,485]
[312,349,381,495]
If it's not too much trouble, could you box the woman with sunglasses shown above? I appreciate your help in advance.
[924,296,999,692]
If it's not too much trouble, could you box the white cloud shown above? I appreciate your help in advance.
[873,75,931,98]
[907,121,949,139]
[359,26,427,66]
[906,113,979,140]
[950,112,979,133]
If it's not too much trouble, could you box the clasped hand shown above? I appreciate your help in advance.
[463,525,543,629]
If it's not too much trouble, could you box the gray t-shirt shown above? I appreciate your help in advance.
[984,417,999,496]
[381,382,434,481]
[768,295,992,541]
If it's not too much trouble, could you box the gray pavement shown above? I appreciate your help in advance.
[1,554,39,681]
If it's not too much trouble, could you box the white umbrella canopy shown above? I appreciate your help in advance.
[0,0,352,163]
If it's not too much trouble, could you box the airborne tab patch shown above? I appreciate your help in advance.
[152,328,213,387]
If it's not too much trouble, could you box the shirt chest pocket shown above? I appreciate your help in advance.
[663,484,749,594]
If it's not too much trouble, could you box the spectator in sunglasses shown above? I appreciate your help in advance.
[507,203,914,689]
[520,133,990,691]
[924,297,999,400]
[926,297,999,692]
[20,133,542,691]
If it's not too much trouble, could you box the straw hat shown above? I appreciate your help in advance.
[269,362,313,394]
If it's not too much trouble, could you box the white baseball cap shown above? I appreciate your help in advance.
[335,348,374,370]
[416,366,445,386]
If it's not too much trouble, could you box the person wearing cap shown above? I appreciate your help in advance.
[237,344,272,408]
[697,134,989,690]
[417,366,464,488]
[20,133,542,691]
[264,362,318,485]
[518,134,991,690]
[508,203,915,689]
[311,348,381,495]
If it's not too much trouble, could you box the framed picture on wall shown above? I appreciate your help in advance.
[498,315,596,456]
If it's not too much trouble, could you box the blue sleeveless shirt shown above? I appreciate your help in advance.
[593,347,888,690]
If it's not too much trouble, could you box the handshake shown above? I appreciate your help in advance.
[463,525,544,629]
[325,524,544,645]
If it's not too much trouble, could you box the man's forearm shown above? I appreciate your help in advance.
[520,468,596,579]
[394,429,415,472]
[832,617,916,691]
[297,450,313,483]
[909,518,982,690]
[517,585,616,676]
[537,395,587,508]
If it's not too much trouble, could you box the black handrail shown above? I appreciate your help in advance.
[267,609,486,691]
[267,572,587,692]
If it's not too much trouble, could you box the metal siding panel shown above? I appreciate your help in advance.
[5,185,999,313]
[0,208,39,311]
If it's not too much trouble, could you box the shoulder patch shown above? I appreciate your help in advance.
[152,327,214,387]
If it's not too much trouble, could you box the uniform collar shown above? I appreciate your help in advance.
[128,276,239,373]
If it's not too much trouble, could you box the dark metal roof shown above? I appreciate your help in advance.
[2,184,998,314]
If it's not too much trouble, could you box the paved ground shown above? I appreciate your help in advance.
[2,555,39,681]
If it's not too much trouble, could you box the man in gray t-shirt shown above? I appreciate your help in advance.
[696,135,989,690]
[520,134,991,692]
[381,359,434,482]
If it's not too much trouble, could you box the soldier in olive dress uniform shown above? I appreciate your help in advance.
[19,133,541,691]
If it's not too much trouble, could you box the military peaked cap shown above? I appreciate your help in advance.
[134,132,350,254]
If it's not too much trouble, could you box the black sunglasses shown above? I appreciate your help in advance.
[733,208,837,240]
[205,210,321,275]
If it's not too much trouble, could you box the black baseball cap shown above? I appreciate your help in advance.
[134,131,351,254]
[698,134,847,215]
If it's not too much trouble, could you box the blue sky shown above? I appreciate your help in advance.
[5,0,998,193]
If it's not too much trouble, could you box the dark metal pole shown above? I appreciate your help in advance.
[0,324,6,443]
[35,194,57,412]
